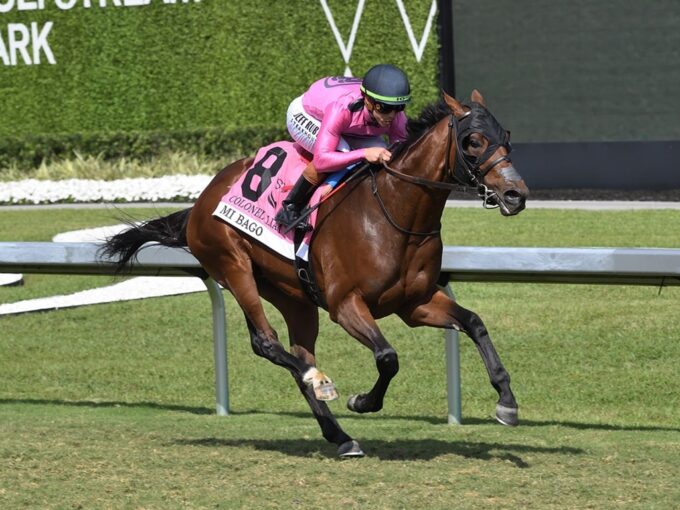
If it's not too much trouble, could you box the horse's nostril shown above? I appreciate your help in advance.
[503,189,524,205]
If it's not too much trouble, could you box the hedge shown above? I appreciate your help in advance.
[0,126,289,169]
[1,0,441,170]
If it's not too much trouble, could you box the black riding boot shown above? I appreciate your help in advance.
[274,175,316,232]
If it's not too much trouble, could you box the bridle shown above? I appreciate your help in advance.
[382,102,513,204]
[446,103,513,207]
[374,102,514,236]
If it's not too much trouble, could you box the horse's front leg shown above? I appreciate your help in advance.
[334,292,400,414]
[399,288,519,426]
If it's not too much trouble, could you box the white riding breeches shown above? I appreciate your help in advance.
[286,95,386,155]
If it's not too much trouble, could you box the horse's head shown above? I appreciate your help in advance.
[444,90,528,216]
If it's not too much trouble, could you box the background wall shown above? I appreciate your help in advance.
[5,0,679,190]
[451,0,680,143]
[446,0,680,190]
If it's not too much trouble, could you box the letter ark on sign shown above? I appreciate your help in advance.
[0,22,55,66]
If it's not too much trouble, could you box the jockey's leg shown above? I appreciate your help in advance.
[274,164,321,231]
[286,95,318,154]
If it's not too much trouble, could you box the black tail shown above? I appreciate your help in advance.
[100,208,192,273]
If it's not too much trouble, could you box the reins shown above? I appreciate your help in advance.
[371,106,513,236]
[380,114,473,193]
[369,167,441,236]
[381,109,511,193]
[286,102,513,237]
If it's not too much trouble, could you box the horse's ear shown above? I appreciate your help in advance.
[443,90,466,116]
[471,89,486,106]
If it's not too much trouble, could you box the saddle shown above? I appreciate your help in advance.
[212,140,328,307]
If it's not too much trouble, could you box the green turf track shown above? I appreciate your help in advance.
[1,206,679,509]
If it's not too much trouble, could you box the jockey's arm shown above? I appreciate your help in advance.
[313,106,367,173]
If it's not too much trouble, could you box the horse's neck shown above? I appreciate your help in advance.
[380,124,451,230]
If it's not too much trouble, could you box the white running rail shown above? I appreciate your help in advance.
[2,242,679,423]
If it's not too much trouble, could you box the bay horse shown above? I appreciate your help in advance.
[103,91,529,458]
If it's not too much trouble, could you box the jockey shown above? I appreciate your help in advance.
[274,63,412,230]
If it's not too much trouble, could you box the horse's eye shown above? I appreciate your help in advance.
[469,139,482,149]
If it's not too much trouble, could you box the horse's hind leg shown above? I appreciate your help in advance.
[256,281,363,458]
[199,247,312,381]
[223,269,362,455]
[399,289,519,426]
[334,292,400,414]
[259,284,338,401]
[190,220,362,456]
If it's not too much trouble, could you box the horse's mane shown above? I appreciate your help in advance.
[392,98,451,160]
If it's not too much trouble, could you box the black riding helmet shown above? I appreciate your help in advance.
[360,64,411,105]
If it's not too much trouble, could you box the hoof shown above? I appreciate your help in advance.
[315,380,338,401]
[303,368,338,402]
[347,394,361,413]
[338,440,365,458]
[496,404,519,427]
[347,394,381,414]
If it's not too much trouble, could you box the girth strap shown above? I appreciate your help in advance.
[292,226,327,309]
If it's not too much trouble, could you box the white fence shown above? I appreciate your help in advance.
[1,241,679,423]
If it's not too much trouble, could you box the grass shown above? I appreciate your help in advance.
[1,206,680,508]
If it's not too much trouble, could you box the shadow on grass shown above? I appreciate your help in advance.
[462,416,680,432]
[173,436,581,464]
[233,408,680,433]
[0,398,213,415]
[3,399,679,434]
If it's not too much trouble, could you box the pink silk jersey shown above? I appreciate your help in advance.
[301,76,408,173]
